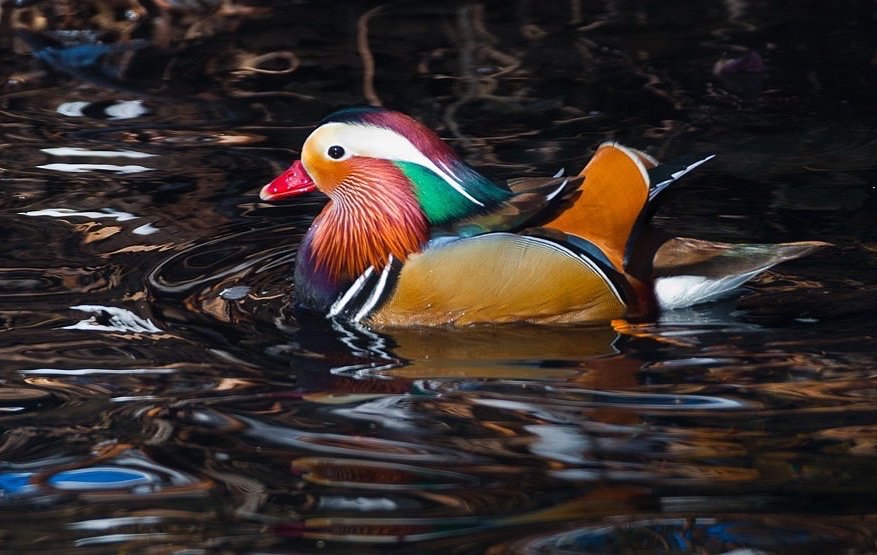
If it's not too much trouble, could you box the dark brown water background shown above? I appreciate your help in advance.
[0,1,876,552]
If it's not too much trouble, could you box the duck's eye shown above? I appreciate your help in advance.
[327,145,345,160]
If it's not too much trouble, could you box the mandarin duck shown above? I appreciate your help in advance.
[260,107,825,326]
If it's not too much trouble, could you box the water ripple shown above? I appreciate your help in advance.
[236,414,483,463]
[438,383,747,410]
[0,1,874,552]
[292,457,479,490]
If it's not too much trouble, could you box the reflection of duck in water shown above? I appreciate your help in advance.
[293,316,621,380]
[261,107,826,327]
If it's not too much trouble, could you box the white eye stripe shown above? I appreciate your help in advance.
[308,122,483,206]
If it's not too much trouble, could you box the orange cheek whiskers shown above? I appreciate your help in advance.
[307,162,429,283]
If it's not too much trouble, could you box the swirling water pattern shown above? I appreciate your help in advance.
[0,1,875,552]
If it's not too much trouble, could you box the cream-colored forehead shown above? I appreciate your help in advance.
[303,123,346,156]
[304,121,426,162]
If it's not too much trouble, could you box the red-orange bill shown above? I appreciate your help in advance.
[260,160,316,200]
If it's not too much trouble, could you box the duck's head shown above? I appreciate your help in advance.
[259,107,509,224]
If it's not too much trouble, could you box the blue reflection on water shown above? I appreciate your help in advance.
[48,467,153,490]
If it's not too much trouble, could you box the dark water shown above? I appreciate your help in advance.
[1,1,876,552]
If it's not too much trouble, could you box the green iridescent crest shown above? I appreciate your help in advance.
[394,161,511,226]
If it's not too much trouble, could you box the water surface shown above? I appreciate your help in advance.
[0,1,876,552]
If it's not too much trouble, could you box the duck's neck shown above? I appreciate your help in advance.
[294,162,429,311]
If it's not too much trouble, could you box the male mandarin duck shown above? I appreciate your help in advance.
[260,107,825,327]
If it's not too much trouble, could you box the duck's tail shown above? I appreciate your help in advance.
[652,237,829,310]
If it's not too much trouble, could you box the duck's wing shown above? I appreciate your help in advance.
[442,175,583,236]
[447,145,715,252]
[538,143,653,273]
[653,237,829,309]
[329,232,630,327]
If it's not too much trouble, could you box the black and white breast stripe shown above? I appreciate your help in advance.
[327,254,402,322]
